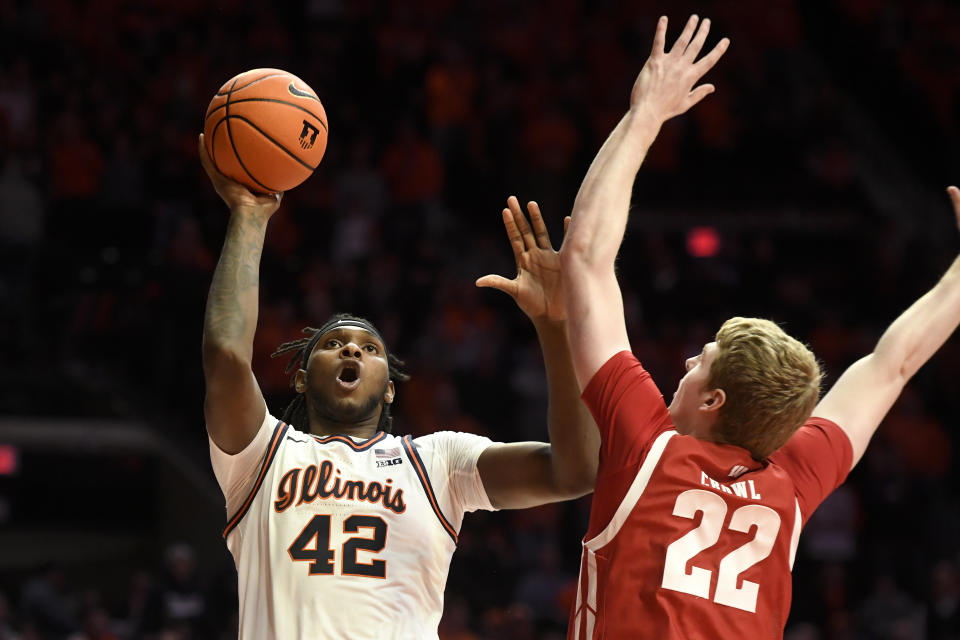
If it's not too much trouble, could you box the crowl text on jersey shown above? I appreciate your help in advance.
[273,461,407,514]
[699,470,764,501]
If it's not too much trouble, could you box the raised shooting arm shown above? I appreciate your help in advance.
[200,134,282,454]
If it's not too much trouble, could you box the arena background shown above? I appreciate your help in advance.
[1,1,959,638]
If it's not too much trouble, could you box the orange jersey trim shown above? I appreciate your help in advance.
[310,431,387,451]
[401,435,458,543]
[222,420,289,539]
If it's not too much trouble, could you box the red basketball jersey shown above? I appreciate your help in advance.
[569,352,852,639]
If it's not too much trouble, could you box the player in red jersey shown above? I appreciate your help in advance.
[559,14,960,639]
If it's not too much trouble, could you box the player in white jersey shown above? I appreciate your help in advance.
[198,134,599,639]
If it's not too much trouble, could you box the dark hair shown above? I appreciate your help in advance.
[270,313,410,433]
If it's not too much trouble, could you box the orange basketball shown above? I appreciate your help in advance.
[204,68,328,193]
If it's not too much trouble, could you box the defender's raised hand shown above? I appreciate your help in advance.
[630,15,729,124]
[561,15,729,391]
[812,185,960,467]
[199,133,283,218]
[477,196,570,323]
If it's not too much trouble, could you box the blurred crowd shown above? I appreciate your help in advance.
[2,0,960,638]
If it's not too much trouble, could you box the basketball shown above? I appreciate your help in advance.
[204,68,328,193]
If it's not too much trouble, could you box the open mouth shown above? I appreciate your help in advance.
[336,363,360,388]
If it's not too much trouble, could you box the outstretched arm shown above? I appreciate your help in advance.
[560,15,729,389]
[474,198,599,509]
[200,134,283,454]
[814,186,960,468]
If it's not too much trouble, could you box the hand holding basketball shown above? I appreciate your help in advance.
[203,68,328,194]
[199,133,282,218]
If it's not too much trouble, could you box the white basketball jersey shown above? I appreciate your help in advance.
[210,412,495,640]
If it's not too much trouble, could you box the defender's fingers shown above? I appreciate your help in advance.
[526,201,553,250]
[651,16,668,56]
[501,207,525,264]
[563,216,571,237]
[948,186,960,227]
[685,84,716,110]
[668,14,699,56]
[693,37,730,76]
[508,195,537,251]
[684,17,711,60]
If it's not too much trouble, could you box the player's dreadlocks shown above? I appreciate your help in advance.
[270,313,410,433]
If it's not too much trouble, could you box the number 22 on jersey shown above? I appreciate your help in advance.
[661,489,781,612]
[288,514,388,578]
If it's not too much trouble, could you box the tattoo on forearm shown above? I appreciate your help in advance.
[204,215,268,343]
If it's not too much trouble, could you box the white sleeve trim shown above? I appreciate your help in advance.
[416,431,498,520]
[458,436,496,513]
[208,412,276,515]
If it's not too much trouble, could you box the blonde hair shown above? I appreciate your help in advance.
[706,317,822,459]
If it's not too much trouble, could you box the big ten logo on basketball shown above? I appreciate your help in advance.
[299,120,320,150]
